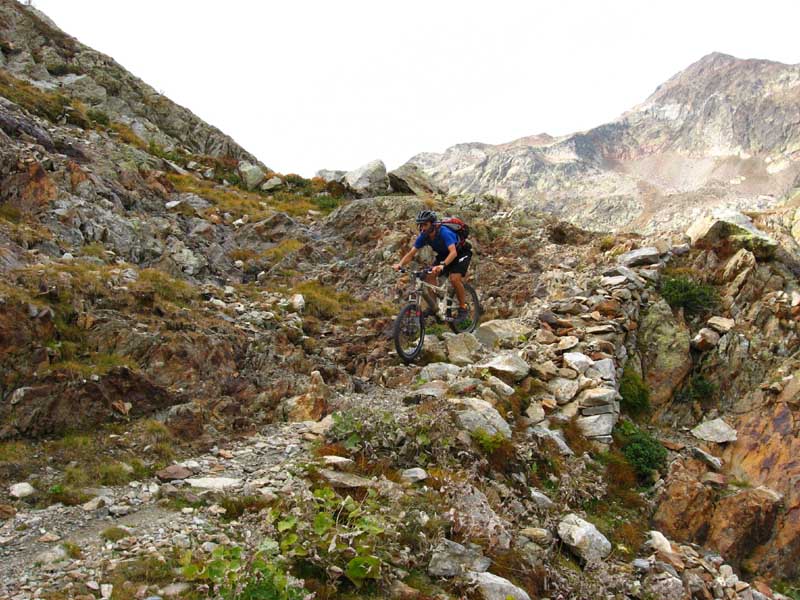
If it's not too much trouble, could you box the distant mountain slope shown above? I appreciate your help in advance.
[406,53,800,233]
[0,0,260,162]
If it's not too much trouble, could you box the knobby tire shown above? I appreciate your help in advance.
[393,302,425,364]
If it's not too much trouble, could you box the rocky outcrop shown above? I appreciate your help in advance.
[637,299,691,409]
[0,2,263,163]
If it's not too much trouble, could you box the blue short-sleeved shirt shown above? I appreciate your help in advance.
[414,225,458,261]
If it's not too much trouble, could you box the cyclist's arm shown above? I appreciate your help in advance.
[393,247,418,270]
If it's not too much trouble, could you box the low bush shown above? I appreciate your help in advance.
[86,109,110,126]
[675,373,717,404]
[659,275,718,317]
[619,365,650,417]
[614,421,666,481]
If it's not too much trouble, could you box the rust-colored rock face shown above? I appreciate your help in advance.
[706,486,783,571]
[3,161,58,213]
[653,458,717,543]
[721,401,800,578]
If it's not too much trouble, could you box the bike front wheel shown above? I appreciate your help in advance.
[448,283,481,334]
[393,302,425,364]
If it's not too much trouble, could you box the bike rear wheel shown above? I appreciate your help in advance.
[448,283,481,334]
[393,302,425,364]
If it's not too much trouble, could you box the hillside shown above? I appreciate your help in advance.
[1,3,800,600]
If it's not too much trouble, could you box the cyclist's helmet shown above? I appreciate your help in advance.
[415,209,437,224]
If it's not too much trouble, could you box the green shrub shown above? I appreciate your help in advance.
[471,429,507,454]
[86,109,110,126]
[675,373,717,403]
[614,421,666,481]
[619,365,650,417]
[659,275,718,317]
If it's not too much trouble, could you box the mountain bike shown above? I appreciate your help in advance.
[393,267,482,364]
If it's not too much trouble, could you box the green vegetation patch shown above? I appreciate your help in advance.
[659,274,718,317]
[675,373,717,404]
[619,364,650,417]
[613,421,667,481]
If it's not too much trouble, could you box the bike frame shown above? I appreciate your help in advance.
[403,269,457,321]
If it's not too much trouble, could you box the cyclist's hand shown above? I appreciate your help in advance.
[392,263,402,271]
[432,264,444,275]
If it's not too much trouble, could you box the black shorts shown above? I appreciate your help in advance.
[435,246,472,277]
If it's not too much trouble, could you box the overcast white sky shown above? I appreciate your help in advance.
[31,0,800,177]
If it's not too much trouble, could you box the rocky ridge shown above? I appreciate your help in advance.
[404,53,800,234]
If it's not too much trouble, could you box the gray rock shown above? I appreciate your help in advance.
[576,386,617,407]
[691,418,737,443]
[529,425,574,456]
[419,362,462,382]
[562,352,593,374]
[238,161,266,190]
[315,169,346,182]
[692,447,723,471]
[344,159,388,196]
[590,358,617,384]
[687,209,777,259]
[428,539,490,577]
[691,327,720,351]
[185,477,242,491]
[618,247,661,267]
[260,176,283,191]
[466,571,531,600]
[643,572,685,600]
[317,469,374,489]
[576,413,617,437]
[456,397,512,439]
[474,319,532,348]
[9,482,35,499]
[546,377,581,404]
[520,527,552,545]
[557,514,611,563]
[475,353,530,381]
[401,468,428,483]
[445,332,481,366]
[530,489,555,509]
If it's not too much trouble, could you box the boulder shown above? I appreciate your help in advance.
[238,162,266,190]
[557,514,611,563]
[546,377,581,404]
[691,327,720,351]
[466,571,531,600]
[618,247,661,267]
[562,352,593,374]
[576,413,617,438]
[445,332,481,366]
[428,539,490,577]
[260,176,283,191]
[315,169,346,182]
[691,418,737,443]
[474,319,532,348]
[475,353,530,382]
[388,163,446,196]
[653,458,717,541]
[455,397,512,439]
[344,159,389,196]
[9,482,35,499]
[419,362,461,382]
[401,468,428,483]
[686,209,777,259]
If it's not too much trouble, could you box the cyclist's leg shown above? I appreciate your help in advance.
[445,251,472,309]
[422,268,439,313]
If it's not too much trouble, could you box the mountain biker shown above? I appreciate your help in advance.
[392,209,473,323]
